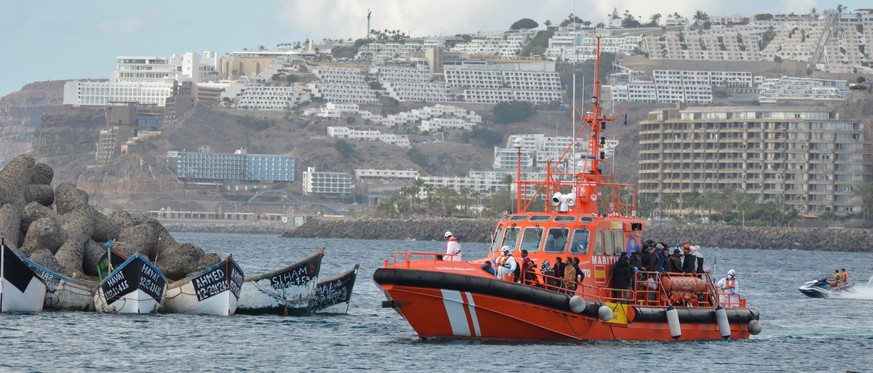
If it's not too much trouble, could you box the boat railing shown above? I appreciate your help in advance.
[385,251,445,268]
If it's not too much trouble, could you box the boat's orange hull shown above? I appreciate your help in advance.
[377,270,755,341]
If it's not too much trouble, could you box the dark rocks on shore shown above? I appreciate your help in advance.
[0,155,221,281]
[283,217,873,252]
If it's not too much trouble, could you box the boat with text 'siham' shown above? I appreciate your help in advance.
[236,248,323,315]
[374,38,761,341]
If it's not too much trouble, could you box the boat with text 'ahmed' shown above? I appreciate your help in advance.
[162,255,244,316]
[374,38,762,341]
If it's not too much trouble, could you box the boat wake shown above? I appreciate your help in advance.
[830,279,873,300]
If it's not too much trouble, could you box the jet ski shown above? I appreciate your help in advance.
[798,278,854,298]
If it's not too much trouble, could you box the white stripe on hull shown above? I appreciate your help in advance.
[95,288,163,314]
[1,278,46,313]
[163,287,238,316]
[441,289,482,337]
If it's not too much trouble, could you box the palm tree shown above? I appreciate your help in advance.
[854,182,873,221]
[502,174,514,213]
[660,193,677,217]
[692,10,709,26]
[434,186,458,217]
[649,13,662,27]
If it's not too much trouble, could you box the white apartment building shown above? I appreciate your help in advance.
[544,29,642,61]
[758,77,849,102]
[236,85,310,110]
[308,83,379,104]
[420,173,508,194]
[383,82,452,102]
[65,52,219,107]
[449,34,526,57]
[639,106,871,214]
[419,118,475,132]
[326,127,411,148]
[354,169,420,181]
[64,81,174,106]
[302,167,353,195]
[357,42,426,62]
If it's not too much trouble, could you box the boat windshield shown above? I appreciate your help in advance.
[544,228,568,252]
[520,227,543,253]
[570,228,590,254]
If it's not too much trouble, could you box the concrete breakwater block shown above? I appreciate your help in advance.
[0,155,220,281]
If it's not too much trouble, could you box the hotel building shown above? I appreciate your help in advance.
[638,106,873,214]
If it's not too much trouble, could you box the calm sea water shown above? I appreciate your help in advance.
[2,232,872,372]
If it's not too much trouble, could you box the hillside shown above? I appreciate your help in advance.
[0,80,66,166]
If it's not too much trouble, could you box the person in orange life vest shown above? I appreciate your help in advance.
[443,231,461,261]
[495,246,517,281]
[841,268,849,285]
[717,269,738,294]
[716,269,738,305]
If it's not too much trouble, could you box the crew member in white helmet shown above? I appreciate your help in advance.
[495,246,517,281]
[443,231,462,261]
[716,269,738,306]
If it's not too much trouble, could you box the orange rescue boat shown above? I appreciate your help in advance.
[374,37,761,341]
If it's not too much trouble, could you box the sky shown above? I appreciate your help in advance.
[0,0,868,98]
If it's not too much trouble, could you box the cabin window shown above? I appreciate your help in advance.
[520,227,543,253]
[490,227,505,253]
[500,227,520,252]
[593,230,604,255]
[570,228,589,254]
[580,216,595,223]
[604,230,615,255]
[510,216,529,222]
[554,216,575,222]
[544,227,569,252]
[530,215,551,222]
[612,230,625,255]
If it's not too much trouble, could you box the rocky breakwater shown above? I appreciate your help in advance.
[2,155,220,281]
[284,217,873,252]
[645,224,873,252]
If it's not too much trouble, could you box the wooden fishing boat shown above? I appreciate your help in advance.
[1,242,47,312]
[310,264,359,314]
[162,255,244,316]
[22,257,97,311]
[374,38,762,341]
[93,246,167,314]
[236,248,323,316]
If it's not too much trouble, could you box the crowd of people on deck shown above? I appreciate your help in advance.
[445,230,740,303]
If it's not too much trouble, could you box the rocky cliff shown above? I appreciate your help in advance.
[283,217,873,252]
[0,81,66,166]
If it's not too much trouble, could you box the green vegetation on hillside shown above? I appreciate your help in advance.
[237,115,272,131]
[334,140,354,158]
[510,18,539,30]
[521,29,555,57]
[493,101,534,123]
[407,148,429,169]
